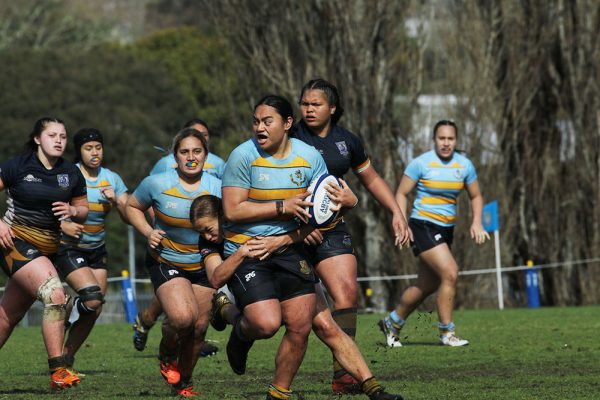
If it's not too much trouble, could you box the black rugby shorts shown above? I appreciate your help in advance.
[54,244,108,279]
[409,218,454,257]
[227,244,315,310]
[145,251,211,292]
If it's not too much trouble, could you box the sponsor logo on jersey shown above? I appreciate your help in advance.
[166,202,177,209]
[23,174,42,183]
[289,169,306,186]
[335,141,349,157]
[259,173,270,181]
[245,270,256,282]
[57,174,70,188]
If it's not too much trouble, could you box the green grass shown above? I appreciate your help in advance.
[1,307,599,399]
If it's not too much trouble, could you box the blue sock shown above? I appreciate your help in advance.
[389,311,405,327]
[438,321,455,334]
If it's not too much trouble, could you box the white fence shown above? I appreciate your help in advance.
[1,257,599,326]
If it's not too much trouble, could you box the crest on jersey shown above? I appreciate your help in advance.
[335,141,349,157]
[454,169,462,179]
[289,169,306,186]
[299,260,311,275]
[57,174,70,188]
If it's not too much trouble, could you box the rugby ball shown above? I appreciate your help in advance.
[306,174,340,228]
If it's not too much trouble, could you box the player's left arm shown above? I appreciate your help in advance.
[356,165,411,247]
[114,192,130,224]
[465,179,489,244]
[325,178,358,213]
[55,195,88,223]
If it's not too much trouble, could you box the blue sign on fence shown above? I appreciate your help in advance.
[483,201,499,233]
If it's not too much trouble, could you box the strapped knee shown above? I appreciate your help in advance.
[75,285,104,315]
[36,276,66,322]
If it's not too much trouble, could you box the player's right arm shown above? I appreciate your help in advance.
[222,186,312,224]
[127,177,165,249]
[395,175,417,220]
[205,243,251,288]
[61,221,84,239]
[127,195,164,249]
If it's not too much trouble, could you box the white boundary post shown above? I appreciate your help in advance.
[128,225,136,298]
[494,229,503,310]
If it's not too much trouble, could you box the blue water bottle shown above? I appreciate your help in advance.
[525,260,540,308]
[121,270,137,323]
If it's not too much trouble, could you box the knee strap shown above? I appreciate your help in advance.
[75,285,104,315]
[77,285,105,304]
[36,276,66,322]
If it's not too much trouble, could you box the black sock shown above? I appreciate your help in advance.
[332,307,357,377]
[233,316,252,342]
[48,355,67,372]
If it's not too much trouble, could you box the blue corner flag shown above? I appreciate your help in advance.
[483,201,499,233]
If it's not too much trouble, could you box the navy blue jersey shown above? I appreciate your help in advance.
[0,152,87,254]
[198,237,224,264]
[292,121,371,178]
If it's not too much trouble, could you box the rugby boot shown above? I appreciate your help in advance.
[50,367,81,390]
[378,317,402,348]
[160,358,181,385]
[332,372,362,395]
[226,327,254,375]
[172,380,200,397]
[199,341,219,357]
[210,291,231,331]
[133,313,150,351]
[440,331,469,347]
[368,389,404,400]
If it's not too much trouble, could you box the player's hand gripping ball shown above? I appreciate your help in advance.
[306,174,340,228]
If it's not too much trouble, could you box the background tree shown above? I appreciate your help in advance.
[202,0,418,310]
[0,47,195,281]
[0,0,113,50]
[434,0,600,306]
[129,27,247,156]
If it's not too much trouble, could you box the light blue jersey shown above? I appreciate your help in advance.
[61,165,127,249]
[405,150,477,227]
[150,152,226,179]
[222,138,327,256]
[133,169,221,270]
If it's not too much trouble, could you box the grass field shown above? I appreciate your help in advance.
[1,306,599,399]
